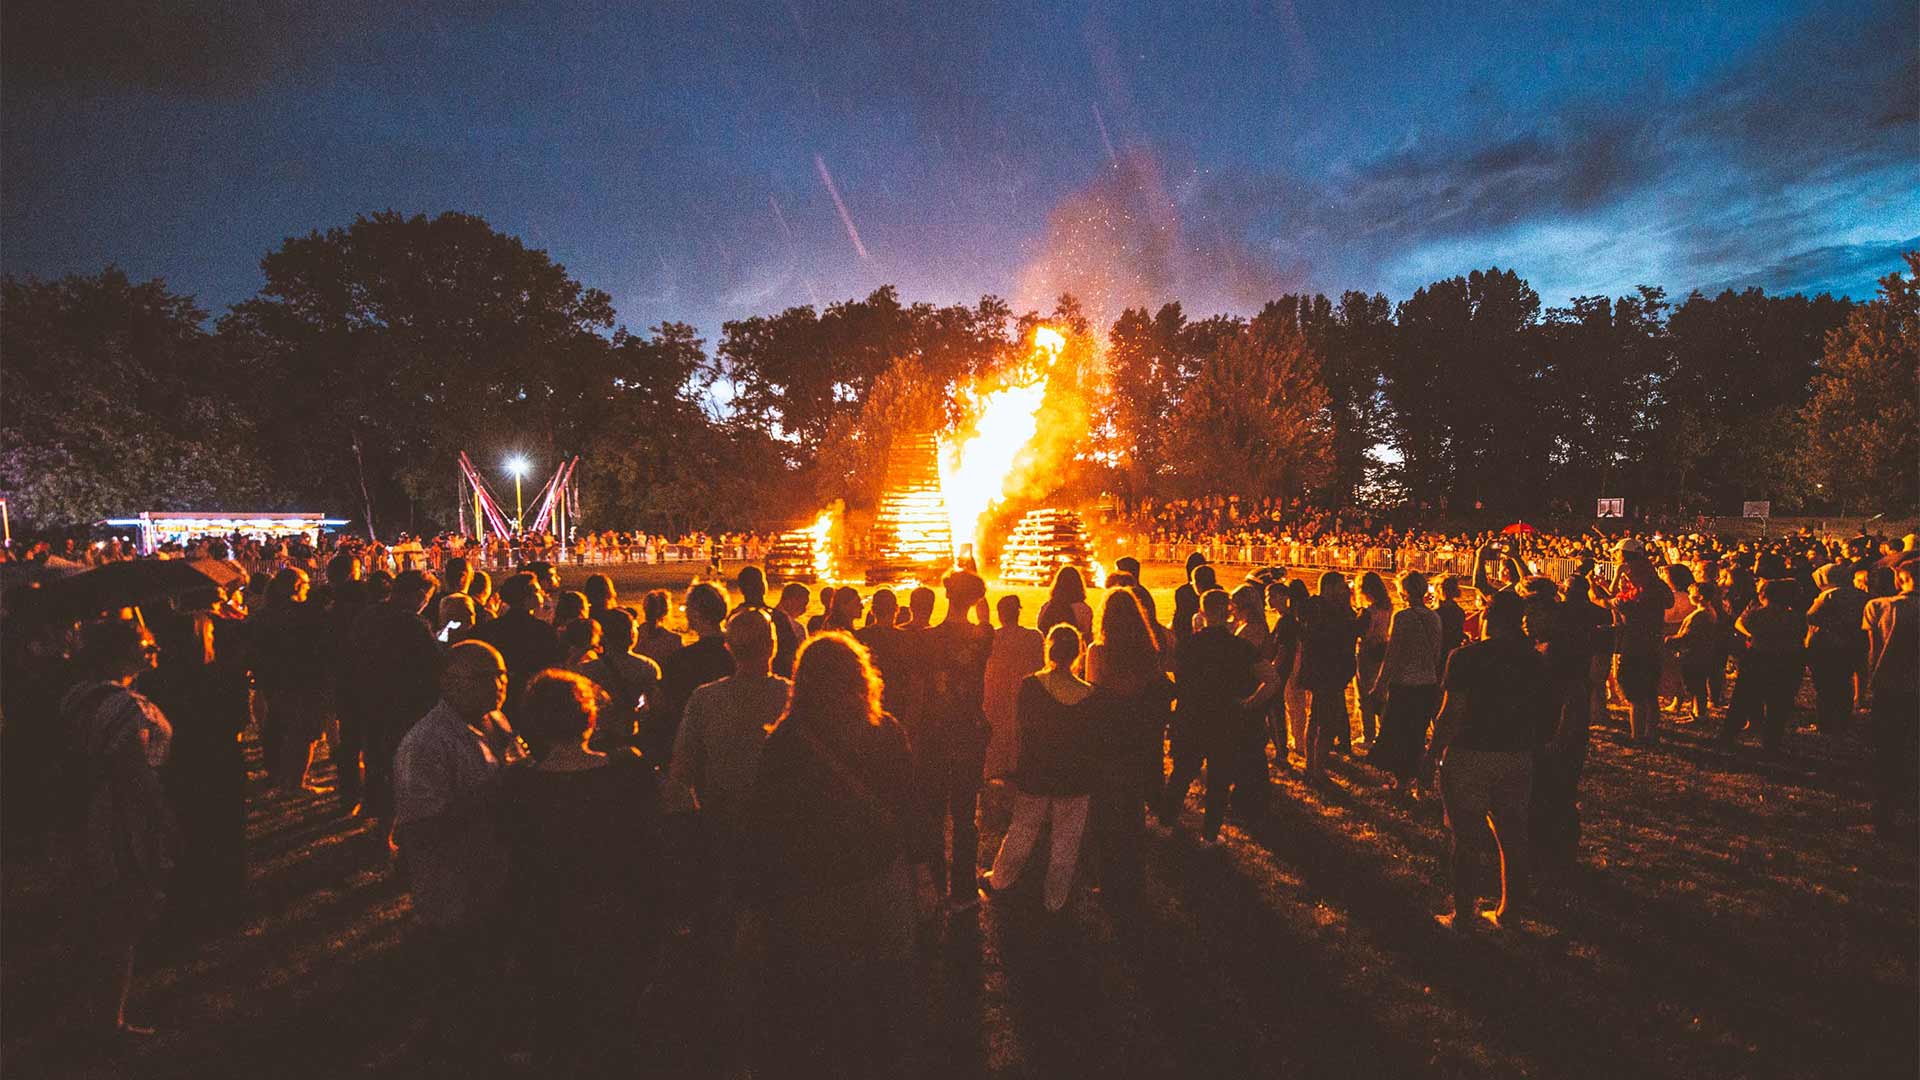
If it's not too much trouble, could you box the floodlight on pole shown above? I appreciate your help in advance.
[507,457,530,534]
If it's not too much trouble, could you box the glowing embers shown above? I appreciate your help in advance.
[768,510,837,583]
[997,507,1095,586]
[866,433,954,583]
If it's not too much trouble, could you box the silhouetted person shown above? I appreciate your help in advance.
[652,583,735,767]
[347,569,443,822]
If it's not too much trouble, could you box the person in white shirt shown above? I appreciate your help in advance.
[391,641,525,1070]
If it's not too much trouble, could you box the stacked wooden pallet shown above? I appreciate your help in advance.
[865,433,954,583]
[998,507,1094,585]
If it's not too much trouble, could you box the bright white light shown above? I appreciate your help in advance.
[506,456,530,477]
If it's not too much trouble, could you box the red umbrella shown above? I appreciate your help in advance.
[1501,522,1537,535]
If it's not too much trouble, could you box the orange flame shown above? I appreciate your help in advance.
[807,509,836,581]
[938,327,1063,557]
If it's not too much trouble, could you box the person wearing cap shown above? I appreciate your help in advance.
[1112,555,1142,580]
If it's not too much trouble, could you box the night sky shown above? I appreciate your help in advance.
[4,1,1915,338]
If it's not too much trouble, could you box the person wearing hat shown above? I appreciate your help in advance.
[1112,555,1142,580]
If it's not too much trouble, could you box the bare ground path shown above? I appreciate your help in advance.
[4,670,1914,1079]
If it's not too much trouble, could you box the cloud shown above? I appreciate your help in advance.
[1140,0,1916,306]
[1698,236,1920,299]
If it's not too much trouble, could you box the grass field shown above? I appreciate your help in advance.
[3,561,1914,1079]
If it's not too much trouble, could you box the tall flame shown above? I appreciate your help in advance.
[938,327,1064,557]
[807,509,836,581]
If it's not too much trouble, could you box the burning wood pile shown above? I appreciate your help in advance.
[766,510,835,583]
[996,507,1096,585]
[864,433,953,583]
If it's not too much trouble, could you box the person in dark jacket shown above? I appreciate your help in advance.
[652,583,735,767]
[346,570,443,823]
[473,572,560,718]
[1301,572,1364,783]
[1430,590,1553,931]
[746,632,919,1079]
[1160,589,1260,843]
[502,669,664,1076]
[985,624,1098,911]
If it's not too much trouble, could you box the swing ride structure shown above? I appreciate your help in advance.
[456,452,579,541]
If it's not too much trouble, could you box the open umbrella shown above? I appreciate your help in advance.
[29,559,223,620]
[188,558,249,592]
[1501,522,1538,535]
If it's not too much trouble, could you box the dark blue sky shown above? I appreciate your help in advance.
[4,1,1914,338]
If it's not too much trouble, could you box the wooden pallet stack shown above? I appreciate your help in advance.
[997,507,1095,585]
[865,433,954,583]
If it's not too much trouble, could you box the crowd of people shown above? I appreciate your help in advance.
[2,520,1915,1075]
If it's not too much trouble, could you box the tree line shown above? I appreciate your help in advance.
[1,211,1912,534]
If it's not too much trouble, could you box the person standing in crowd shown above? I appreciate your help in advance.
[1805,563,1869,733]
[1301,572,1364,781]
[653,583,735,767]
[1667,583,1721,724]
[1170,553,1209,649]
[502,669,663,1076]
[986,624,1098,912]
[921,569,995,910]
[143,592,250,936]
[1429,591,1551,931]
[1261,579,1302,770]
[1863,555,1918,841]
[856,589,919,733]
[551,590,591,628]
[1227,583,1276,810]
[731,566,798,677]
[580,572,620,617]
[391,641,523,1072]
[577,608,662,752]
[1355,572,1394,748]
[1726,579,1806,751]
[473,572,560,721]
[1279,578,1313,765]
[1608,539,1673,744]
[1161,589,1260,844]
[347,569,444,824]
[1084,591,1172,906]
[747,633,919,1078]
[251,568,331,795]
[1368,570,1442,795]
[60,619,176,1039]
[1563,574,1614,729]
[1518,575,1590,872]
[635,589,685,663]
[981,594,1045,794]
[467,571,496,624]
[669,607,788,904]
[776,583,813,643]
[1434,574,1469,657]
[1037,565,1094,639]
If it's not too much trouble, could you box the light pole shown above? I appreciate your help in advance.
[507,457,530,535]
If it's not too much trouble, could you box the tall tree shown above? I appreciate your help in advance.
[221,211,628,534]
[1657,287,1851,511]
[1163,323,1334,503]
[1385,268,1542,513]
[0,270,269,527]
[1801,253,1919,515]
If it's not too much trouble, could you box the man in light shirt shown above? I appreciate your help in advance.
[392,641,525,1070]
